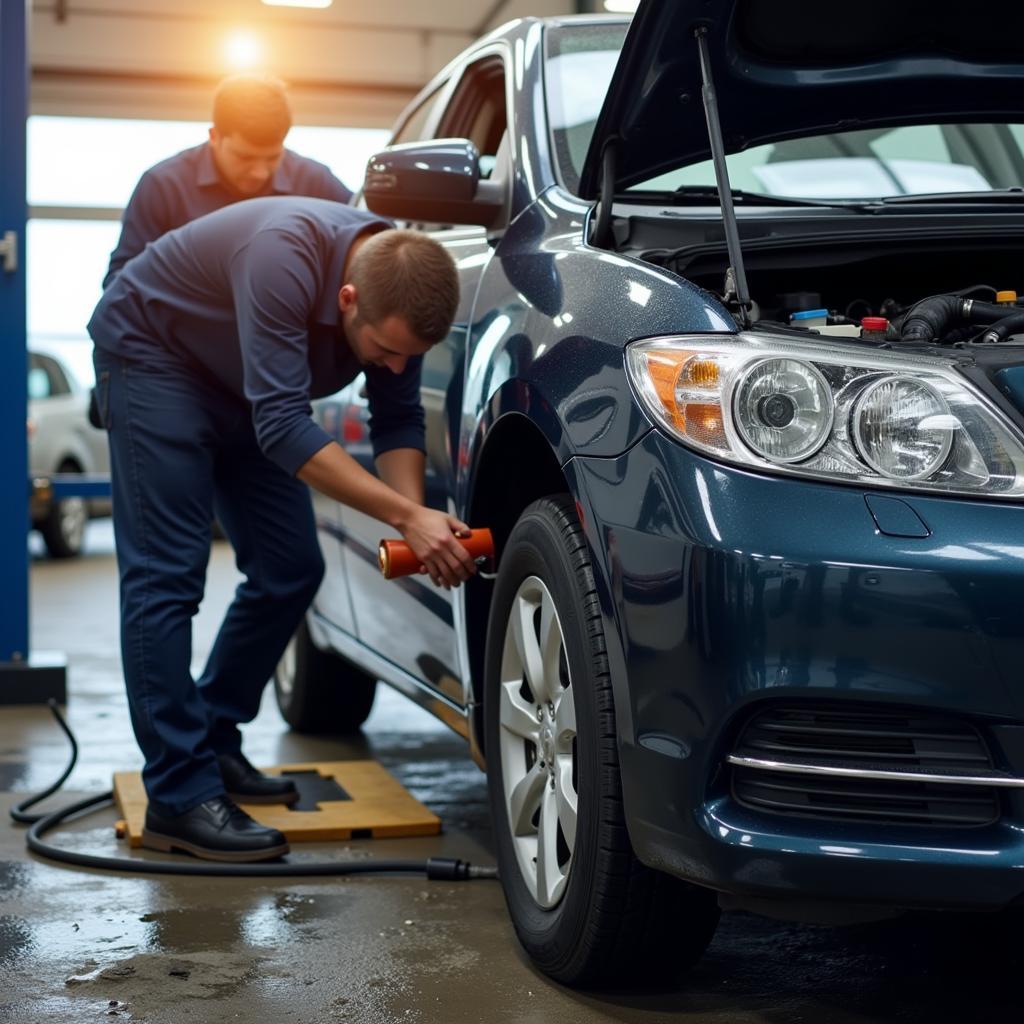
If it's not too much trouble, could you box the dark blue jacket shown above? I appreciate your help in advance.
[88,197,425,476]
[103,142,352,288]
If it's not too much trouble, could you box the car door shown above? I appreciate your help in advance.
[306,77,456,638]
[306,388,361,634]
[339,51,509,701]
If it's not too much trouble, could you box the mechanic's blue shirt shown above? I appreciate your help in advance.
[88,197,426,476]
[103,143,353,288]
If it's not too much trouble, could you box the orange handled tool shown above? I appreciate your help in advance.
[378,528,495,580]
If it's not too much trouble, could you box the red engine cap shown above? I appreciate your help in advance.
[861,317,889,332]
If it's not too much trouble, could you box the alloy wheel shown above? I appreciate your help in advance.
[58,498,87,553]
[498,575,578,909]
[276,634,297,701]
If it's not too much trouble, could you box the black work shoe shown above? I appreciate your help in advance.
[142,796,290,862]
[217,753,299,806]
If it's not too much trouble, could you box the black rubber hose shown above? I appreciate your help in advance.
[900,296,1014,343]
[12,702,498,880]
[961,300,1013,325]
[978,311,1024,344]
[9,699,79,824]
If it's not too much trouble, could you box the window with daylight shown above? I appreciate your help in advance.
[28,116,390,386]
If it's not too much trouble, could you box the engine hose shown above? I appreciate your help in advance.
[978,311,1024,344]
[11,701,498,881]
[900,295,1015,343]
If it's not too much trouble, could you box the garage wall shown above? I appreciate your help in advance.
[31,0,575,129]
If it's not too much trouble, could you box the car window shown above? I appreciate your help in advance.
[544,23,628,195]
[28,353,71,399]
[392,84,446,146]
[635,124,1024,199]
[437,55,508,178]
[544,24,1024,200]
[28,365,51,400]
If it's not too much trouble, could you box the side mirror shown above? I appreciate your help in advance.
[363,138,505,228]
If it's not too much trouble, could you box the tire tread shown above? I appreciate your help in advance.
[487,494,718,987]
[274,619,377,735]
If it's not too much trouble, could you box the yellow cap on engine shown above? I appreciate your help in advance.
[996,290,1018,304]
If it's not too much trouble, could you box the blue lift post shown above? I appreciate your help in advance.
[1,0,67,704]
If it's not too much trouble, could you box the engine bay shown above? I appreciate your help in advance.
[618,203,1024,348]
[641,233,1024,348]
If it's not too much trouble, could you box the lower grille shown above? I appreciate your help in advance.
[729,704,1002,827]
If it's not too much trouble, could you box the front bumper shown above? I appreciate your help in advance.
[571,430,1024,910]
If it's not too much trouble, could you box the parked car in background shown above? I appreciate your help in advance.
[28,348,110,557]
[276,0,1024,989]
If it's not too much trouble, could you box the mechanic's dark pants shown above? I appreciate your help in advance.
[93,348,324,816]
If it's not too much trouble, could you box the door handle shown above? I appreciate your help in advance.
[0,231,17,273]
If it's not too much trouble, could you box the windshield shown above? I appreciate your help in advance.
[545,23,1024,200]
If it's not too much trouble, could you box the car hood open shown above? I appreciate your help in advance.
[578,0,1024,199]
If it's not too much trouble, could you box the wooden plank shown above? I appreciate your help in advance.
[113,761,441,848]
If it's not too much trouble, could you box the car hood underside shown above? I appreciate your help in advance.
[579,0,1024,198]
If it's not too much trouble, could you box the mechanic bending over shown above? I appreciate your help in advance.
[103,73,351,289]
[87,198,477,863]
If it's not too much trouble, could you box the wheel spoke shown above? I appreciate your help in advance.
[535,784,568,906]
[499,575,577,910]
[511,594,546,703]
[554,686,576,744]
[499,681,540,743]
[537,596,562,704]
[553,755,577,850]
[508,761,546,837]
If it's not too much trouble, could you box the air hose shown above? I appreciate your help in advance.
[978,311,1024,345]
[11,700,498,881]
[899,295,1018,343]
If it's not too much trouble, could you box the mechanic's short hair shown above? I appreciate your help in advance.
[349,229,459,345]
[212,75,292,145]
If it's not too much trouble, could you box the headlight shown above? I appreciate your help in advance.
[851,376,953,481]
[626,332,1024,499]
[734,358,833,463]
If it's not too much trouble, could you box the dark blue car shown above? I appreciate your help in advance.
[275,0,1024,986]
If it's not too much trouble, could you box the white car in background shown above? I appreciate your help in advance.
[28,348,110,557]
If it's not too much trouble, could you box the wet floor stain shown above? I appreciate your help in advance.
[0,763,30,790]
[62,949,265,1002]
[0,914,35,965]
[0,859,35,897]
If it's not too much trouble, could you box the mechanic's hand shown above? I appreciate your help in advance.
[400,507,477,589]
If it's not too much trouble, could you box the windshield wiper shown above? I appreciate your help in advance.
[668,185,866,209]
[881,188,1024,205]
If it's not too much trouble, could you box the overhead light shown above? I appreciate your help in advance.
[261,0,333,7]
[224,30,264,70]
[603,0,639,11]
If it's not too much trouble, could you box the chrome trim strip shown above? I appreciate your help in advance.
[726,754,1024,789]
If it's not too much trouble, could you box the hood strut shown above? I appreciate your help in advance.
[592,139,618,250]
[695,26,751,327]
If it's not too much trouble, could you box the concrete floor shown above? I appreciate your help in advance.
[2,522,1023,1022]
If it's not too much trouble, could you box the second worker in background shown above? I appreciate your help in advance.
[103,73,352,286]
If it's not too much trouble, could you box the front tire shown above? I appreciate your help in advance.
[484,495,719,987]
[274,617,377,734]
[40,460,88,559]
